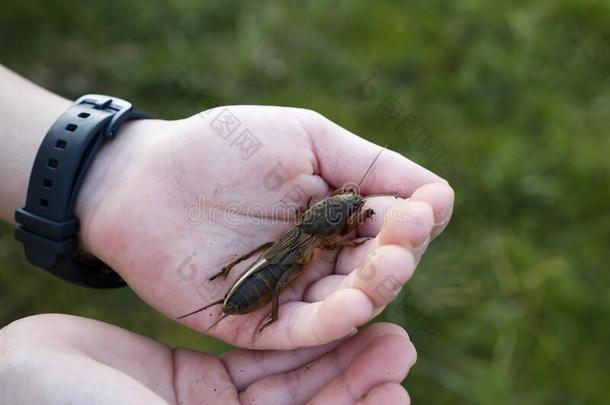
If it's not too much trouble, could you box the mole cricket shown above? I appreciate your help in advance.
[178,148,385,332]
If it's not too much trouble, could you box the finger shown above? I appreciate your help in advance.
[335,199,435,275]
[377,200,435,251]
[409,182,454,238]
[285,247,339,296]
[245,288,375,349]
[354,196,406,238]
[357,383,410,404]
[305,243,415,306]
[239,323,413,405]
[304,327,416,404]
[297,109,445,196]
[220,334,346,391]
[303,274,345,302]
[173,348,240,404]
[357,182,454,240]
[338,244,415,308]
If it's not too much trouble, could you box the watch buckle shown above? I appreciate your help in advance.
[75,94,134,140]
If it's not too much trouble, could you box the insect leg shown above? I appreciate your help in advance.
[340,207,375,236]
[209,241,274,281]
[321,237,372,250]
[295,196,312,223]
[258,264,303,333]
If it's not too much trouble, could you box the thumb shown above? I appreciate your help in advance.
[297,109,446,197]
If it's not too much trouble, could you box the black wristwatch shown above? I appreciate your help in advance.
[14,94,149,288]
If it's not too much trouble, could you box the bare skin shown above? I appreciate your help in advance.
[0,315,416,405]
[0,66,455,351]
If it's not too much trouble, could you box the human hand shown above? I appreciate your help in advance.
[76,106,454,349]
[0,315,416,404]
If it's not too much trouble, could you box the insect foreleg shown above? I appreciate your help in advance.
[295,196,313,223]
[321,237,372,250]
[340,207,375,236]
[258,264,303,332]
[209,241,274,281]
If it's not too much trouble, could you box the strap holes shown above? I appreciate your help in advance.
[55,139,67,149]
[78,112,90,118]
[43,178,53,188]
[65,123,78,132]
[40,198,49,208]
[48,159,58,168]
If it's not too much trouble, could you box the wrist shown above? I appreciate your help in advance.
[74,118,167,258]
[0,67,71,222]
[11,88,160,287]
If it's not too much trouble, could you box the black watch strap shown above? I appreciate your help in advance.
[15,94,148,288]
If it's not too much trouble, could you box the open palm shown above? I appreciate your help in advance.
[2,315,416,404]
[76,105,454,350]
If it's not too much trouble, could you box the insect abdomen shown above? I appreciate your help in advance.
[226,263,286,314]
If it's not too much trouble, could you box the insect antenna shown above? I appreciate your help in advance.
[177,298,224,320]
[361,193,401,201]
[357,146,387,189]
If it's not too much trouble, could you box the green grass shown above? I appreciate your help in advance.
[1,0,609,403]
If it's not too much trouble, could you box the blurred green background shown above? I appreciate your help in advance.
[1,0,609,403]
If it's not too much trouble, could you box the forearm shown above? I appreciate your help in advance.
[0,65,71,223]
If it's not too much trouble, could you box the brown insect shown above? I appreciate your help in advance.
[178,149,385,332]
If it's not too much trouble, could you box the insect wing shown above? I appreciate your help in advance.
[264,227,301,260]
[224,256,270,304]
[224,228,315,304]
